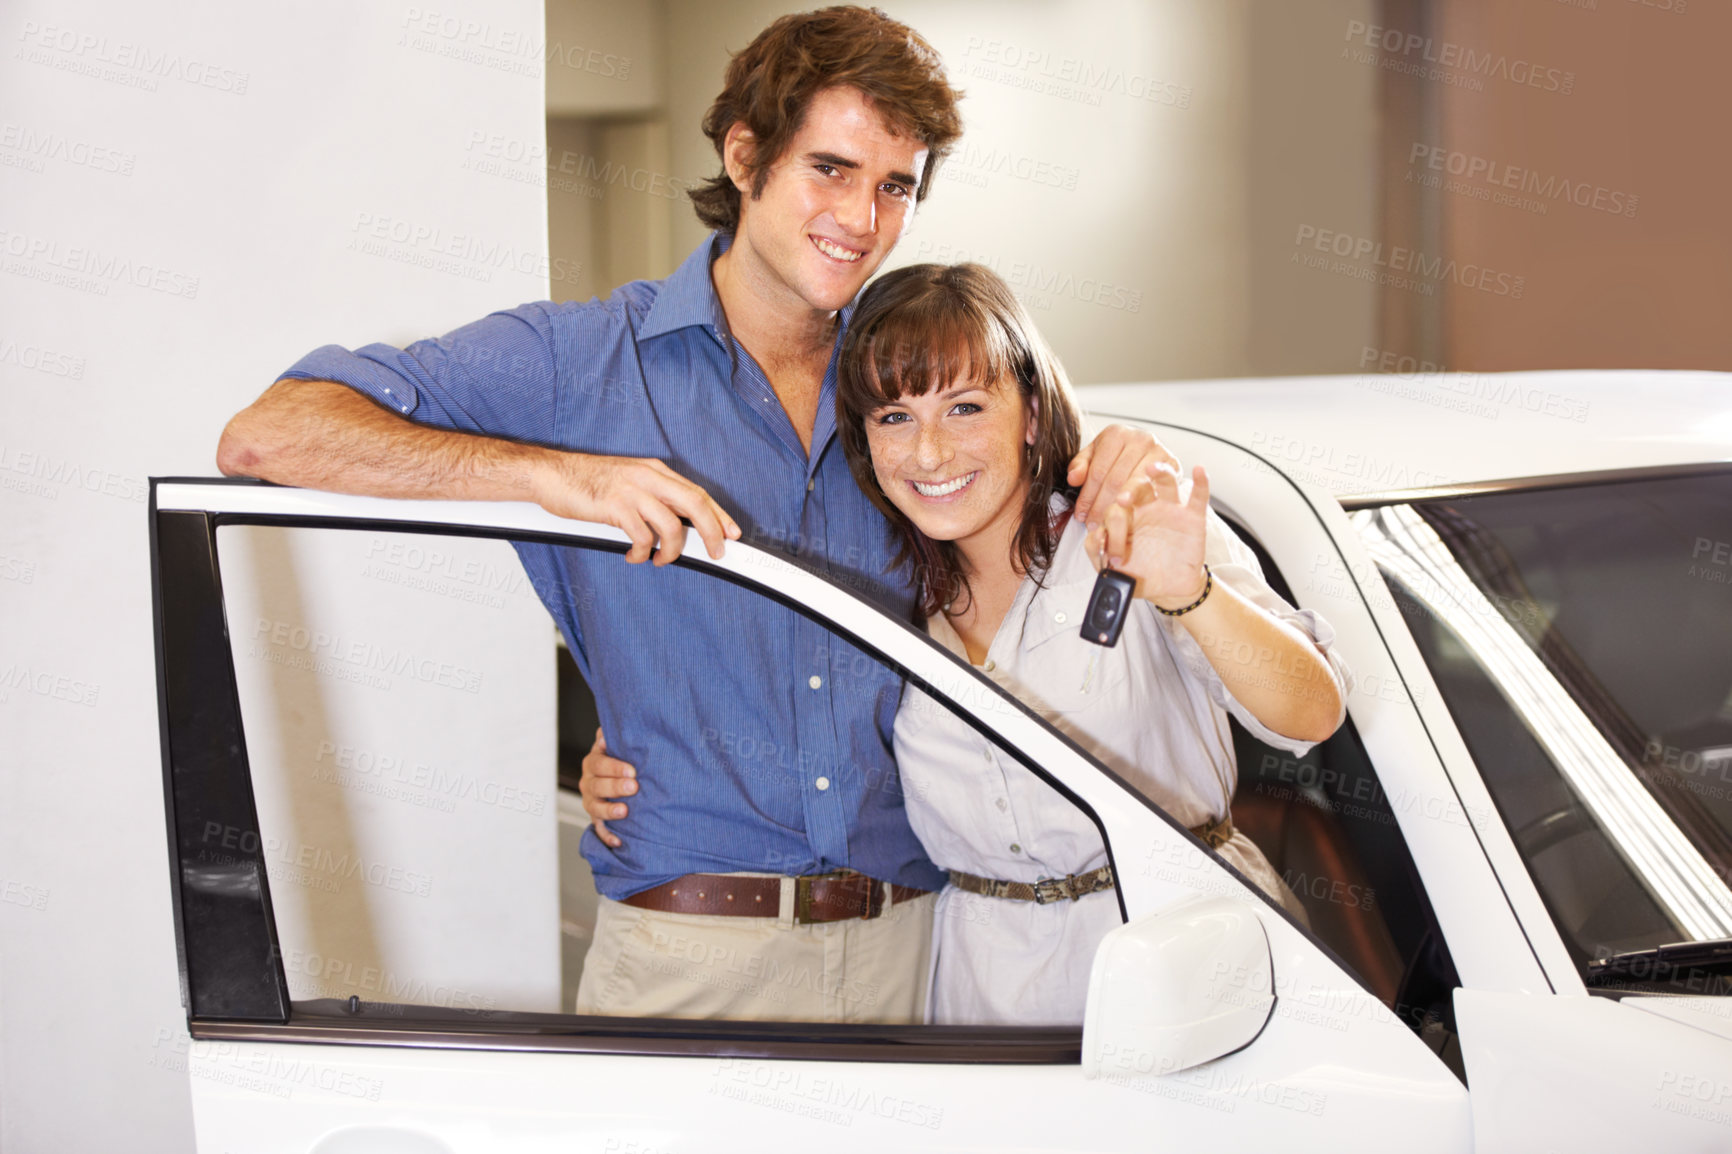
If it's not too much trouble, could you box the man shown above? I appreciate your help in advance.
[219,5,1169,1023]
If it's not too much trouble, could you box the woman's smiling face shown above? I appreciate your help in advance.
[864,368,1036,558]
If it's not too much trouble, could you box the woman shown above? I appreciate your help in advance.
[836,263,1352,1026]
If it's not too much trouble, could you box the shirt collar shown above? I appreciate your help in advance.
[639,230,857,344]
[640,231,732,343]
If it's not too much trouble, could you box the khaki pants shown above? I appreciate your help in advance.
[574,883,935,1023]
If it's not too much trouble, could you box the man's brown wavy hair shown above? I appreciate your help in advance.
[838,263,1083,620]
[689,6,964,233]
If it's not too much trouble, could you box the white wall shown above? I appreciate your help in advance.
[0,1,547,1149]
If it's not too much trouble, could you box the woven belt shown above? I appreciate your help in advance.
[948,864,1117,904]
[621,870,930,924]
[1192,814,1236,850]
[947,817,1236,904]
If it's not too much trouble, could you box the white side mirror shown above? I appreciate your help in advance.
[1081,893,1275,1078]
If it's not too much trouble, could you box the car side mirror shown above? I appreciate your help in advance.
[1081,893,1275,1078]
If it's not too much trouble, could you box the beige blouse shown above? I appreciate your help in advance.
[895,498,1353,1025]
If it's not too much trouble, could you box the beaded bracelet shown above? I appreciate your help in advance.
[1154,563,1212,617]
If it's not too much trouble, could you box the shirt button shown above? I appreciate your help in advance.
[1054,612,1067,624]
[982,659,996,672]
[815,776,831,791]
[1010,843,1023,854]
[808,675,822,689]
[996,798,1008,811]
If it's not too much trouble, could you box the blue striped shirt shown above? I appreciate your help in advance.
[281,233,944,898]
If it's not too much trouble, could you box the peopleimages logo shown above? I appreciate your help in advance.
[15,21,250,94]
[0,335,86,380]
[0,229,201,299]
[398,8,632,82]
[1342,20,1575,94]
[961,36,1192,109]
[250,616,484,695]
[347,212,569,285]
[1407,144,1638,219]
[0,122,136,175]
[1292,225,1525,298]
[912,241,1142,313]
[941,140,1082,192]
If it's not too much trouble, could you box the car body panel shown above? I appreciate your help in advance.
[183,1038,1470,1154]
[1456,989,1732,1152]
[1077,370,1732,493]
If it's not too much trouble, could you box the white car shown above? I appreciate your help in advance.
[151,370,1732,1153]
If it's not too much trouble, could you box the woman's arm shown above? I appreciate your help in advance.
[1088,463,1344,744]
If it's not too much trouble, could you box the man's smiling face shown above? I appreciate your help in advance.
[727,85,928,315]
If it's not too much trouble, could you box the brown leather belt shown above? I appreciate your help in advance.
[621,870,930,924]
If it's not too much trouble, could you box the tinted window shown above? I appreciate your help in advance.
[1355,472,1732,984]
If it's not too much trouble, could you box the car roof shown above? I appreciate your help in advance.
[1076,369,1732,498]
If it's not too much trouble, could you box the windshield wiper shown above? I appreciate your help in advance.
[1585,938,1732,988]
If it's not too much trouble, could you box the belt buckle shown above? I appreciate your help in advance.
[1032,877,1073,905]
[793,872,827,924]
[794,870,881,923]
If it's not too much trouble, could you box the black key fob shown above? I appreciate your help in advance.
[1082,568,1138,647]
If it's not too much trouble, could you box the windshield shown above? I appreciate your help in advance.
[1353,470,1732,984]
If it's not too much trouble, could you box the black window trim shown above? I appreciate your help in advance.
[201,1000,1083,1064]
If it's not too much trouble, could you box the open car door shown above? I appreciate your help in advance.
[151,476,1470,1153]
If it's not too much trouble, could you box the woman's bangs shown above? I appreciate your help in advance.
[859,300,1014,405]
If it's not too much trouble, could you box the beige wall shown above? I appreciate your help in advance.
[550,0,1381,383]
[1427,0,1732,371]
[544,0,678,302]
[548,0,1732,380]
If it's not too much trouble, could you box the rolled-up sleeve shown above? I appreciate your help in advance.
[278,303,561,442]
[1161,509,1355,756]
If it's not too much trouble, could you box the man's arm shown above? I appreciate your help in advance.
[218,376,739,565]
[1067,423,1181,525]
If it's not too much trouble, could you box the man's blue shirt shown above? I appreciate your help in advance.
[281,233,945,898]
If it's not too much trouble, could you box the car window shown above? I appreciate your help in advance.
[1218,515,1464,1073]
[1352,471,1732,993]
[211,521,1159,1037]
[217,523,561,1013]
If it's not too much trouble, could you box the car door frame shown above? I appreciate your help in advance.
[1082,416,1560,997]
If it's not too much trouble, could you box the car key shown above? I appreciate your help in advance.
[1081,568,1138,647]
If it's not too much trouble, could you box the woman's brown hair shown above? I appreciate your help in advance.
[838,263,1083,619]
[689,6,964,233]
